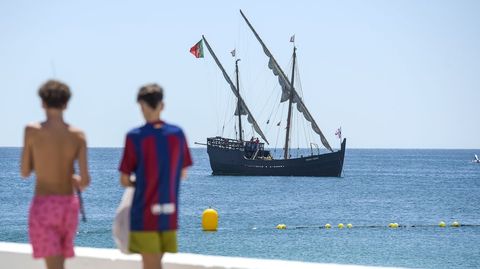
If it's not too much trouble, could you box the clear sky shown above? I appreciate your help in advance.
[1,0,479,149]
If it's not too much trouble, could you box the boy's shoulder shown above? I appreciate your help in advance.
[125,125,144,138]
[67,125,86,139]
[161,122,185,136]
[25,122,84,134]
[126,122,185,137]
[24,122,86,145]
[24,122,41,133]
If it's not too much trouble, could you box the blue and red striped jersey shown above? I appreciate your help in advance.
[119,120,193,231]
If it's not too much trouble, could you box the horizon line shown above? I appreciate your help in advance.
[0,146,479,151]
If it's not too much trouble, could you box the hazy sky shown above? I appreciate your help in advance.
[1,0,479,149]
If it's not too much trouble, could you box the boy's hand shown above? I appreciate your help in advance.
[72,174,89,191]
[181,168,188,180]
[120,173,136,187]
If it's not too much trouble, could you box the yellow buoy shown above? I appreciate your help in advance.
[338,223,344,229]
[325,223,332,229]
[202,208,218,231]
[451,221,460,227]
[347,223,353,229]
[439,221,446,227]
[276,224,287,230]
[388,223,399,228]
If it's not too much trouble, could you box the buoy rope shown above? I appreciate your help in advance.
[269,224,480,230]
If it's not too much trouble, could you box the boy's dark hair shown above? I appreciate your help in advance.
[137,83,164,109]
[38,80,71,109]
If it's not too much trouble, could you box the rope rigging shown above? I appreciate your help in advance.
[273,103,285,157]
[208,26,326,155]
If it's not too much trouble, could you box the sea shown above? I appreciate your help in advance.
[1,147,480,268]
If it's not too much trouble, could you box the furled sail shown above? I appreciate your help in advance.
[239,10,333,152]
[202,35,269,145]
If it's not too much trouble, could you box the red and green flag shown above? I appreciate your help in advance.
[189,39,204,58]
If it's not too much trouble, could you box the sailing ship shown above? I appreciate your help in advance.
[199,10,346,177]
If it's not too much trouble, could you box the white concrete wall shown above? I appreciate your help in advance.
[0,242,402,269]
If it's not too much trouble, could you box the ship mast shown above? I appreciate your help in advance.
[239,9,334,152]
[283,47,296,159]
[235,59,243,141]
[202,35,269,144]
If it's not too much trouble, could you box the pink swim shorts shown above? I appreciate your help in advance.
[28,195,79,259]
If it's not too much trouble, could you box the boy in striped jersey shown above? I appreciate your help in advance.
[119,83,192,269]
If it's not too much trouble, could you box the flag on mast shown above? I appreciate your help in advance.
[189,40,204,58]
[231,49,236,57]
[290,35,295,43]
[335,127,342,140]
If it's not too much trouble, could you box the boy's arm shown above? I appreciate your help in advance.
[75,131,90,191]
[119,135,137,188]
[20,126,33,178]
[181,132,193,180]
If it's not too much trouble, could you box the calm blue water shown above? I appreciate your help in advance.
[1,147,480,268]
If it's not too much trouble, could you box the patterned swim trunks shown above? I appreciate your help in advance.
[28,195,79,258]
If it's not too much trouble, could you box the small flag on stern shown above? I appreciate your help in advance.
[335,127,342,140]
[290,35,295,43]
[190,40,204,58]
[231,49,236,57]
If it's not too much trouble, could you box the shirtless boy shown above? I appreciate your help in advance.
[20,80,90,269]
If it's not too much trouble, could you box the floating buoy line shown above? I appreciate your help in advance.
[199,209,473,231]
[272,221,477,230]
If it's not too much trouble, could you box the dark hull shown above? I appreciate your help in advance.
[207,138,346,177]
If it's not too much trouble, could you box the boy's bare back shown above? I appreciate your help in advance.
[21,122,87,195]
